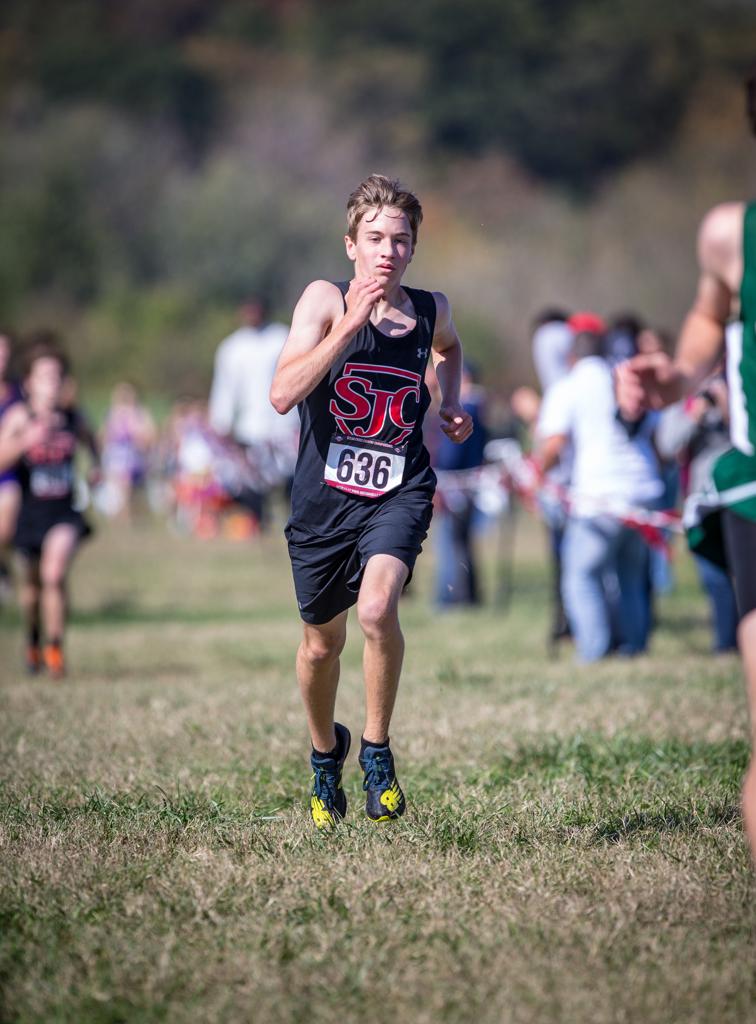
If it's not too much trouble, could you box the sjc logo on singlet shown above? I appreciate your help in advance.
[329,362,421,446]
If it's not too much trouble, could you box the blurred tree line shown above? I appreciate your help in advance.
[1,0,755,394]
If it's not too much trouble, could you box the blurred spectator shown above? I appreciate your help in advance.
[635,326,678,597]
[531,308,572,392]
[537,318,663,662]
[637,326,673,357]
[155,399,266,540]
[603,312,644,368]
[509,386,541,429]
[98,382,156,522]
[529,308,574,648]
[657,369,738,652]
[430,364,488,607]
[209,297,298,527]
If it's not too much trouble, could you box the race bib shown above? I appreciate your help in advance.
[324,435,406,498]
[30,464,74,499]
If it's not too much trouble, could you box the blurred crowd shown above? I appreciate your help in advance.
[512,309,737,662]
[0,299,740,671]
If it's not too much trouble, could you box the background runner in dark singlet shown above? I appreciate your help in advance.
[0,340,99,677]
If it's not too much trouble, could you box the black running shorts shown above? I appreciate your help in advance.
[285,489,433,625]
[722,509,756,619]
[14,500,92,559]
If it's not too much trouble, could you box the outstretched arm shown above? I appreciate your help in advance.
[270,277,384,415]
[431,292,473,444]
[76,411,102,483]
[616,203,740,417]
[537,433,568,473]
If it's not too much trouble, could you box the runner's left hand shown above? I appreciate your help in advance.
[439,404,473,444]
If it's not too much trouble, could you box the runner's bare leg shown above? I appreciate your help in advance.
[357,554,409,744]
[297,611,348,753]
[19,555,41,641]
[740,611,756,857]
[39,523,79,641]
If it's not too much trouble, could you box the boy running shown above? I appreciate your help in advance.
[270,174,472,827]
[0,340,99,677]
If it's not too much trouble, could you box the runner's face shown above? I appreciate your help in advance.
[27,357,63,409]
[345,207,413,286]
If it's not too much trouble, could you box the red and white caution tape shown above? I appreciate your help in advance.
[442,440,684,552]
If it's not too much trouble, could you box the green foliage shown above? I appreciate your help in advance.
[75,285,232,395]
[155,158,338,305]
[1,0,755,388]
[2,0,219,154]
[316,0,702,188]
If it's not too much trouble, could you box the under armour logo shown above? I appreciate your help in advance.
[417,347,428,360]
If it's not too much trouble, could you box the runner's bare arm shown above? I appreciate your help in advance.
[675,203,740,383]
[270,277,384,414]
[431,292,473,444]
[537,433,568,473]
[616,203,740,418]
[76,413,102,481]
[0,404,47,473]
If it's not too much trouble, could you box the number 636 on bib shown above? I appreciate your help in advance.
[323,435,407,498]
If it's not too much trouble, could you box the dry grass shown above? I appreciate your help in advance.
[0,514,754,1024]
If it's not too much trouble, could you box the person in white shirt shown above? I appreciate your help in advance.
[530,307,573,650]
[536,321,662,661]
[531,308,572,392]
[209,297,299,524]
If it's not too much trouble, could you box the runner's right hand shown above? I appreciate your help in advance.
[344,277,384,330]
[23,417,53,450]
[615,352,683,417]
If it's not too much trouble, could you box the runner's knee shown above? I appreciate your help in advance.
[357,591,399,640]
[40,561,66,588]
[301,629,345,666]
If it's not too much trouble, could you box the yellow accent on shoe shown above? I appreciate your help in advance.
[310,794,337,829]
[25,646,42,674]
[380,781,402,813]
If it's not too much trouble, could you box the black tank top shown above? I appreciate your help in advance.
[289,282,437,531]
[17,406,80,504]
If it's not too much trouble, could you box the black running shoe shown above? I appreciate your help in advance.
[25,645,42,676]
[359,742,406,822]
[309,722,351,829]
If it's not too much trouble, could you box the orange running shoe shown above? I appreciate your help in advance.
[43,644,65,679]
[25,645,42,675]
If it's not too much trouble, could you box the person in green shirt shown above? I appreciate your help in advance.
[616,66,756,863]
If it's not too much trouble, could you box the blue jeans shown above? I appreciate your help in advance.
[562,515,651,662]
[694,554,738,652]
[434,498,480,606]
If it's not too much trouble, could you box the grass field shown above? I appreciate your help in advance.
[1,512,754,1024]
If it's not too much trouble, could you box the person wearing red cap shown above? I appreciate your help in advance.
[536,316,662,661]
[567,311,607,336]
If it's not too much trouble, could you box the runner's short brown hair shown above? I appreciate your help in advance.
[347,174,423,250]
[22,329,69,377]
